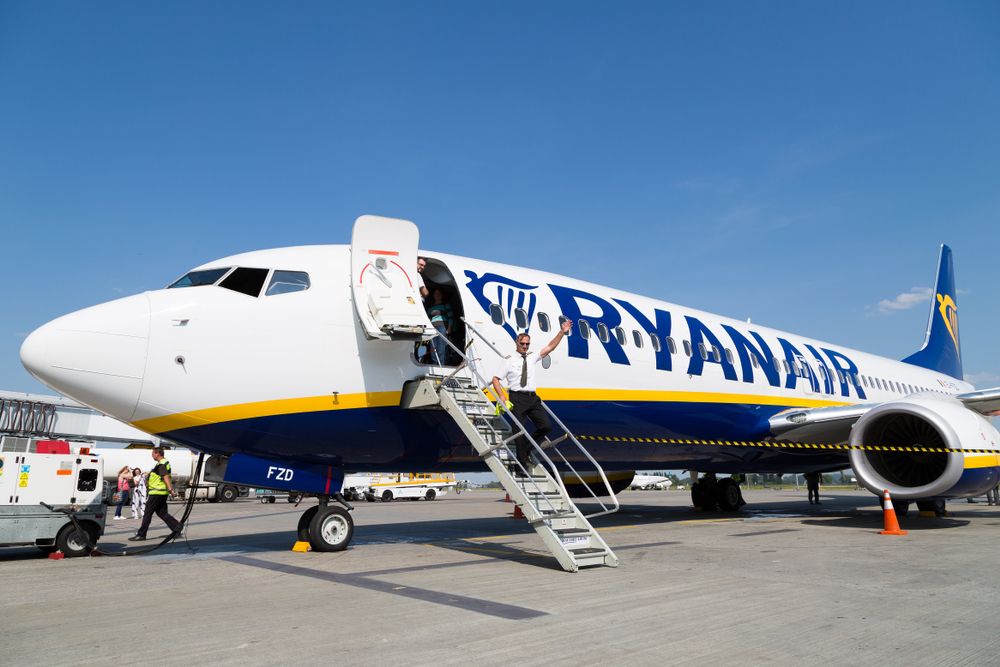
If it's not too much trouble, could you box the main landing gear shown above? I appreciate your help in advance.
[296,494,355,552]
[690,473,747,512]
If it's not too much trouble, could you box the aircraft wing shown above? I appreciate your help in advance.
[956,387,1000,416]
[767,404,870,444]
[769,387,1000,444]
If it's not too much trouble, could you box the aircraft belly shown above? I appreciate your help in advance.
[156,399,850,473]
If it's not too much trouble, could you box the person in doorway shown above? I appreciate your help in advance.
[129,447,182,541]
[805,471,820,505]
[491,319,572,472]
[416,257,430,301]
[427,288,454,365]
[131,467,147,520]
[113,466,131,520]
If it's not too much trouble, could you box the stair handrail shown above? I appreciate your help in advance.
[432,331,576,516]
[439,319,621,518]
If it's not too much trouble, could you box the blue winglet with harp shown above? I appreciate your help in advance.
[902,244,963,380]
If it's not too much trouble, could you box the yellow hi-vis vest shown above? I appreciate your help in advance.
[148,459,171,495]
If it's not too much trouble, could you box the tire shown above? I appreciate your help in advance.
[381,490,393,503]
[715,478,745,512]
[55,523,95,557]
[425,489,436,501]
[219,485,239,503]
[365,493,375,502]
[259,497,268,504]
[308,506,354,552]
[296,506,319,543]
[268,496,276,504]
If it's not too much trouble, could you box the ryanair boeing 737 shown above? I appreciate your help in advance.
[19,216,1000,568]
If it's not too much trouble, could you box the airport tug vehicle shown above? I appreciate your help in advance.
[0,439,106,556]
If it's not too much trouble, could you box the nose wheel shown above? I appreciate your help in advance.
[296,496,355,552]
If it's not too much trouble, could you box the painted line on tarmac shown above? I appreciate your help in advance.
[219,554,548,620]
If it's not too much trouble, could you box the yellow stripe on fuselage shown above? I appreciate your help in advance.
[131,391,401,434]
[963,453,1000,469]
[130,387,852,435]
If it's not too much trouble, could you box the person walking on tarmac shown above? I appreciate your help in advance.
[129,447,182,541]
[805,471,821,505]
[491,319,572,472]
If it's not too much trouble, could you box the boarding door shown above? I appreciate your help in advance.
[350,215,435,341]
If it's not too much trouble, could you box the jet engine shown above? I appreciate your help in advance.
[849,395,1000,500]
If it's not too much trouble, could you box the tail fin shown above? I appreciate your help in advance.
[902,244,962,380]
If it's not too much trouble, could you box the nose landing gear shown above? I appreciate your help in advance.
[690,473,747,512]
[296,494,355,552]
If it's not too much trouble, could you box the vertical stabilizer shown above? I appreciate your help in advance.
[902,245,962,380]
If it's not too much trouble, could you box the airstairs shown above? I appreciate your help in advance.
[400,321,620,572]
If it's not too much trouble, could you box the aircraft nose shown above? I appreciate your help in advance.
[20,293,151,421]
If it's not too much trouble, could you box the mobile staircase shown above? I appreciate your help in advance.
[400,320,620,572]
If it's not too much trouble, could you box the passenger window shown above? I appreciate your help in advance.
[490,304,504,325]
[615,327,626,345]
[698,343,708,360]
[168,267,231,289]
[666,337,676,354]
[538,312,551,332]
[861,375,869,388]
[725,348,734,364]
[782,359,790,374]
[558,315,572,336]
[219,267,270,297]
[650,334,661,352]
[712,346,721,363]
[514,308,528,330]
[77,468,98,492]
[751,353,759,369]
[265,270,310,296]
[597,322,610,343]
[683,340,692,357]
[578,320,591,339]
[633,330,643,348]
[542,355,552,369]
[836,370,844,383]
[773,358,782,373]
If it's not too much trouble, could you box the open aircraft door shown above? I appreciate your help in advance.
[350,215,434,341]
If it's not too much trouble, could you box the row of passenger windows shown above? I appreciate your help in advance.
[489,304,950,395]
[168,267,311,298]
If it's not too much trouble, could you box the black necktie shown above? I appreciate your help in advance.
[520,353,528,388]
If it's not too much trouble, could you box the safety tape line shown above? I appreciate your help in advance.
[575,434,1000,455]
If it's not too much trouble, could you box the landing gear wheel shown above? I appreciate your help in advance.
[715,478,745,511]
[308,506,354,552]
[220,485,239,503]
[381,490,394,503]
[425,489,436,501]
[297,506,319,543]
[56,523,94,557]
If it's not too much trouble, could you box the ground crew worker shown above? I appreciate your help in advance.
[129,446,182,541]
[491,319,572,472]
[805,471,820,505]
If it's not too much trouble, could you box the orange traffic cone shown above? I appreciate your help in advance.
[879,489,908,535]
[511,504,525,520]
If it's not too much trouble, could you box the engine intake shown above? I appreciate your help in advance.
[849,397,985,500]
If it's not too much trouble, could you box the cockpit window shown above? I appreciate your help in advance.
[265,271,311,296]
[168,267,231,289]
[219,267,269,297]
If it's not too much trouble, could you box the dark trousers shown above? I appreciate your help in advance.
[510,391,550,469]
[807,482,819,504]
[137,494,181,537]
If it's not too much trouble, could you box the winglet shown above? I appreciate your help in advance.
[901,244,962,380]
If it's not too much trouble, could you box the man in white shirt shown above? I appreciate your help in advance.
[491,319,572,472]
[416,257,429,301]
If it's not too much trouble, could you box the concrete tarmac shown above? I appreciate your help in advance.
[5,488,1000,665]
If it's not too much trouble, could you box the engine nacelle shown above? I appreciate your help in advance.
[849,395,1000,500]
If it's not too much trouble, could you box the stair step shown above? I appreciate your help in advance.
[570,547,606,556]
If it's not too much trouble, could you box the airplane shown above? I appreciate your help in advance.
[629,473,674,490]
[18,215,1000,555]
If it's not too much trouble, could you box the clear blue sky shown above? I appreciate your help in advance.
[2,1,999,395]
